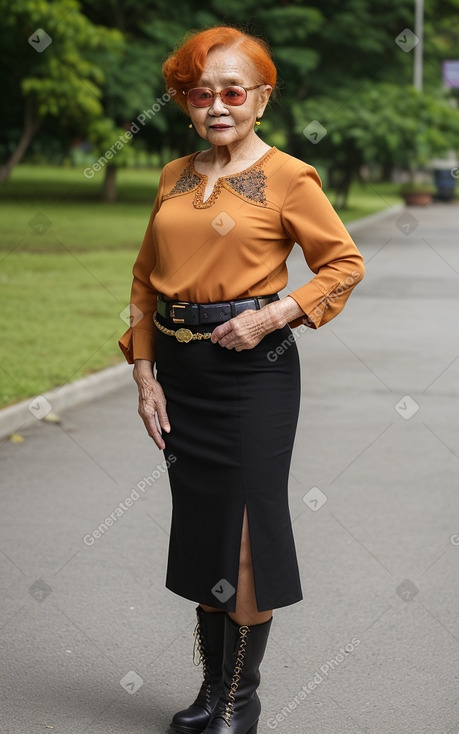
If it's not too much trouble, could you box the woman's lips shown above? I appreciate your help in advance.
[210,124,231,129]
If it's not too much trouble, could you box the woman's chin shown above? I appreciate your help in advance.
[205,128,238,143]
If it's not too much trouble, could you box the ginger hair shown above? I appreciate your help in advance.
[162,26,277,115]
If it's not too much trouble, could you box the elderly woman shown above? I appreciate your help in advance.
[119,25,364,734]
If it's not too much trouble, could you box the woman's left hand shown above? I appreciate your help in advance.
[211,308,267,351]
[210,297,304,351]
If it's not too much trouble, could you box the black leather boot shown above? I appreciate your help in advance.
[201,614,273,734]
[170,605,226,734]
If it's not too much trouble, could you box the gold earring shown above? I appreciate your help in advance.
[188,123,193,128]
[255,120,261,126]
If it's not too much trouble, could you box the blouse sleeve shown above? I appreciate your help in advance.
[118,168,166,364]
[281,164,365,329]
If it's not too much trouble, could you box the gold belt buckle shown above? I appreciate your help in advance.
[175,327,193,343]
[170,303,186,323]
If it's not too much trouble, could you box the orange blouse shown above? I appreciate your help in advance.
[119,146,365,364]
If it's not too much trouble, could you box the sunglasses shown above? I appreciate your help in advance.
[184,84,264,108]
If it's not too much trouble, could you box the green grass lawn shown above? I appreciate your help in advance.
[337,181,401,224]
[0,165,401,408]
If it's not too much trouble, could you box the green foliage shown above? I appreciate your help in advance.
[295,83,459,204]
[2,0,459,199]
[398,181,435,194]
[0,0,122,125]
[86,118,135,167]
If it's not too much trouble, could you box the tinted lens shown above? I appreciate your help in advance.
[187,86,247,107]
[220,86,247,105]
[187,88,214,107]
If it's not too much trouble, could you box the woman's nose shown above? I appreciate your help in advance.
[208,93,229,115]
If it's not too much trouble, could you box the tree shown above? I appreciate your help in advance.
[84,118,136,202]
[80,0,221,197]
[3,0,459,196]
[293,83,459,207]
[0,0,121,182]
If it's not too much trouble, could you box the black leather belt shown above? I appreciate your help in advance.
[156,293,279,325]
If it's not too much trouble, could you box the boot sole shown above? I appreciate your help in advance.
[169,723,207,734]
[169,719,258,734]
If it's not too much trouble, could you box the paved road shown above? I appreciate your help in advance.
[1,202,458,734]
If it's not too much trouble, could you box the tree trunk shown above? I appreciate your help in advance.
[334,169,353,209]
[284,107,303,159]
[381,158,394,181]
[333,147,360,210]
[0,100,42,183]
[102,164,117,202]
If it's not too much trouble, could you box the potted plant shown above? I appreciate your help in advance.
[399,181,435,206]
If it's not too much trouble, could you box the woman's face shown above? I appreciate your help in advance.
[187,46,272,147]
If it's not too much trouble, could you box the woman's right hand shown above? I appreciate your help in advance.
[133,359,170,450]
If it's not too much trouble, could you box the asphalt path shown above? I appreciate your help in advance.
[1,202,458,734]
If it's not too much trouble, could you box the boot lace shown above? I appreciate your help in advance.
[193,618,204,669]
[192,614,213,707]
[221,625,249,725]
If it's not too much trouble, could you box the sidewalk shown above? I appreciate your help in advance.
[1,202,458,734]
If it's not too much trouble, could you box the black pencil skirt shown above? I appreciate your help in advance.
[155,313,303,612]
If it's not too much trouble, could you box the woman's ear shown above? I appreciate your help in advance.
[257,84,273,118]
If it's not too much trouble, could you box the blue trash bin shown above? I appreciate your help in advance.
[434,169,457,201]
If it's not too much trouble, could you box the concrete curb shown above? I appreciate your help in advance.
[0,204,402,441]
[0,361,132,440]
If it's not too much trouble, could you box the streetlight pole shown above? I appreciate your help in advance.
[414,0,424,90]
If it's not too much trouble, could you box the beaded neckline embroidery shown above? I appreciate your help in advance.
[164,147,277,208]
